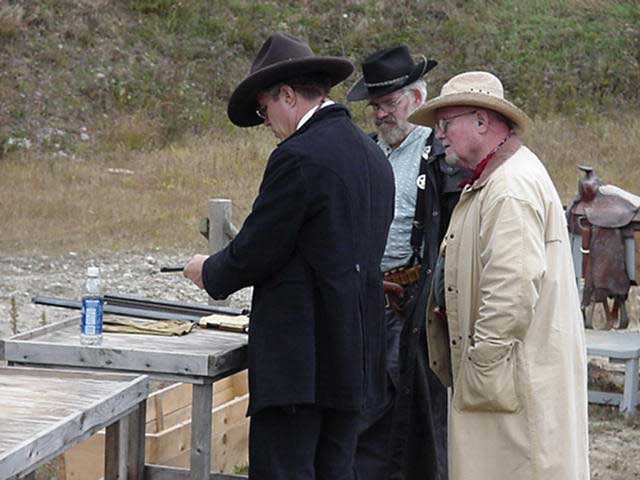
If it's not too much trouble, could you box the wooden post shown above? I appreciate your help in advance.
[207,199,238,306]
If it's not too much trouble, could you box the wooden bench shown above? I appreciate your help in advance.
[586,330,640,416]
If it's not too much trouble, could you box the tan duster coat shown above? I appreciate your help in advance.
[427,137,590,480]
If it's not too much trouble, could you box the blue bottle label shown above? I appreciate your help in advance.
[81,297,104,335]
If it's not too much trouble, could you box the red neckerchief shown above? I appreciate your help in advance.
[457,131,513,188]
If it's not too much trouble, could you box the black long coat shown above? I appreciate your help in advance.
[386,139,468,480]
[203,104,395,416]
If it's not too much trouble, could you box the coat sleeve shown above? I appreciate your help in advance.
[202,147,308,300]
[458,195,546,412]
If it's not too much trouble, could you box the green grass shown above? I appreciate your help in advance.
[0,0,638,157]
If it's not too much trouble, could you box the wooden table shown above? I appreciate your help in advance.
[0,366,148,480]
[0,317,249,480]
[586,329,640,416]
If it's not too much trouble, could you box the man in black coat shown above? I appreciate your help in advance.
[184,32,395,480]
[347,46,469,480]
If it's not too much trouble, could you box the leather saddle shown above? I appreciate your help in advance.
[566,165,640,329]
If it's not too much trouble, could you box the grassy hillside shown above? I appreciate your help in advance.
[1,0,638,154]
[0,0,639,253]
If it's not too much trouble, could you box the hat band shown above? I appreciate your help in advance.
[364,74,409,88]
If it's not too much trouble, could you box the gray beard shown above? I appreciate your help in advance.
[377,121,415,148]
[444,151,460,166]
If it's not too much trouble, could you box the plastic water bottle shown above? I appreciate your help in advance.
[80,266,104,346]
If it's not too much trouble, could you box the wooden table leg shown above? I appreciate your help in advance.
[127,400,147,479]
[190,381,213,480]
[105,419,127,479]
[621,356,640,416]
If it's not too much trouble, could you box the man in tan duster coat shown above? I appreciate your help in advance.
[409,71,590,479]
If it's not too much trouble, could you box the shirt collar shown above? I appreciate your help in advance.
[469,134,523,190]
[296,99,335,131]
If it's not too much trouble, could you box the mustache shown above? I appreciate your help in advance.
[374,118,397,127]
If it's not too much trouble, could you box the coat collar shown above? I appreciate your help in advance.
[469,134,523,190]
[278,103,351,146]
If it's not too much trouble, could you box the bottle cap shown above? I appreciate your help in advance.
[87,266,100,277]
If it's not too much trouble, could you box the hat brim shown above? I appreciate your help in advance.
[408,92,530,134]
[227,57,354,127]
[346,58,437,102]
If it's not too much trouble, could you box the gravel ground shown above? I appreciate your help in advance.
[0,249,252,339]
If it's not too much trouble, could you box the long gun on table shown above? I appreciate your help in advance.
[32,294,249,333]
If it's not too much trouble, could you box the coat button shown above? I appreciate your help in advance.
[433,211,439,217]
[447,286,453,292]
[451,339,457,346]
[426,268,432,275]
[413,327,419,334]
[355,264,360,272]
[450,233,455,239]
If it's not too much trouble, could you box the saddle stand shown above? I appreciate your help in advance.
[566,165,640,329]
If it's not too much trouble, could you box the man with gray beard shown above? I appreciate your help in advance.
[347,46,469,480]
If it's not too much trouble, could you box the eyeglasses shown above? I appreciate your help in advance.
[434,110,477,134]
[366,92,409,115]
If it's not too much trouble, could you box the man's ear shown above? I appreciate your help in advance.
[412,88,423,106]
[281,85,296,106]
[476,110,489,131]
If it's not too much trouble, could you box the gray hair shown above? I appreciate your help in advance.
[401,79,428,109]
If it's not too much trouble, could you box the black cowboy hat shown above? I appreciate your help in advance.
[227,32,354,127]
[346,45,437,102]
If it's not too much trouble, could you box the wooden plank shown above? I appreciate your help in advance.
[0,368,149,479]
[586,330,640,358]
[146,383,191,433]
[145,464,247,480]
[145,372,246,433]
[4,341,213,377]
[229,370,248,394]
[0,365,142,382]
[210,422,250,474]
[63,432,104,479]
[146,395,249,470]
[64,393,249,478]
[3,317,75,341]
[621,357,640,416]
[105,419,126,480]
[191,382,213,480]
[589,390,622,405]
[3,319,248,378]
[127,401,147,479]
[8,362,211,385]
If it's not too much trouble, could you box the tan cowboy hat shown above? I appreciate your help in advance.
[227,32,354,127]
[408,71,530,133]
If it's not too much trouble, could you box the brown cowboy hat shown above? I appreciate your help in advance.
[227,32,354,127]
[346,45,437,102]
[408,71,530,133]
